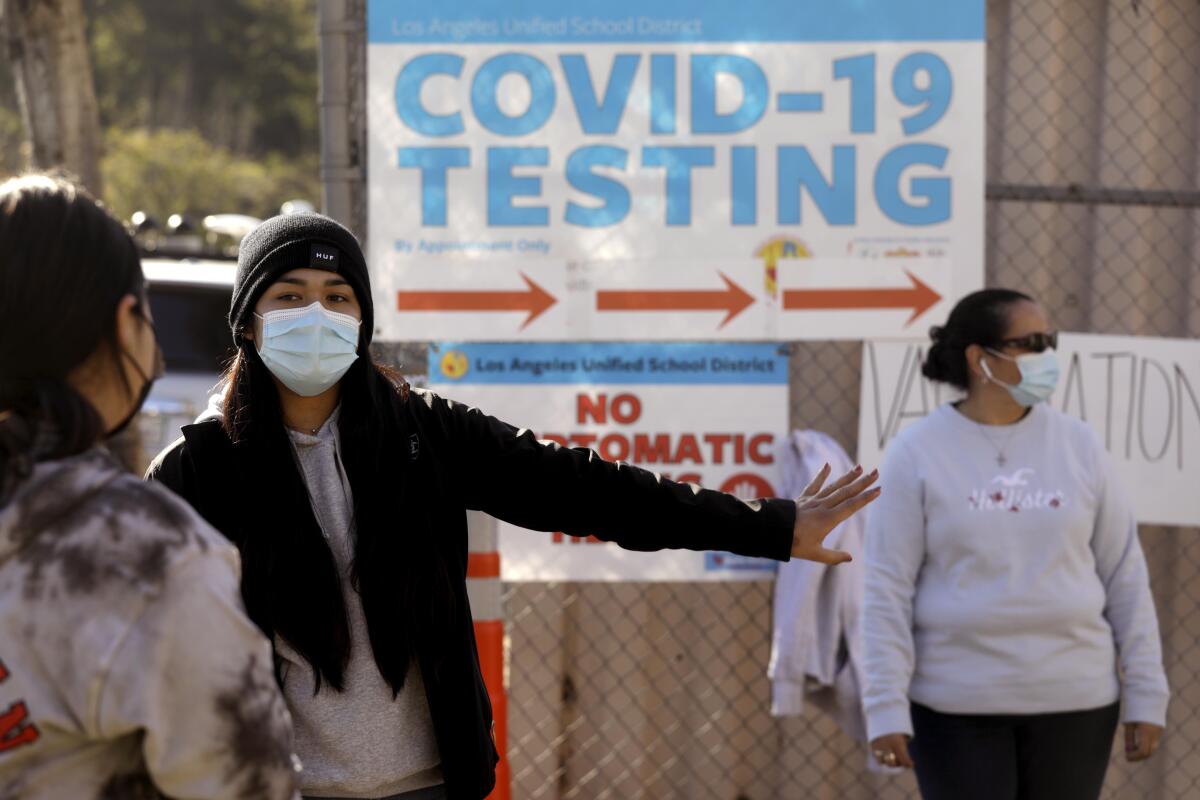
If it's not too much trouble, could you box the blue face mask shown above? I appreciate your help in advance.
[982,348,1060,407]
[255,301,360,397]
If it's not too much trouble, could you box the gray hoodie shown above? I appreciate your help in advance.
[0,447,300,799]
[195,392,442,797]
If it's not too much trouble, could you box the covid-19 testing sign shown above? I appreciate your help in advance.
[367,1,985,341]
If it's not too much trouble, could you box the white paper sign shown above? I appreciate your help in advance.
[858,334,1200,527]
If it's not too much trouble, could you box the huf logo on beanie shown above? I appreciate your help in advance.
[310,243,340,269]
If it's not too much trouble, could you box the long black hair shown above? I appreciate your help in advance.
[217,340,458,696]
[922,288,1034,389]
[0,175,144,498]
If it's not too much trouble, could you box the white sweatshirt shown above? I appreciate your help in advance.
[861,403,1169,742]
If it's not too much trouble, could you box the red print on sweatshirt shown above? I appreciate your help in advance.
[0,659,40,754]
[967,468,1067,513]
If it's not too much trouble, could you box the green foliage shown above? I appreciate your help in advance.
[102,127,319,223]
[3,0,321,213]
[85,0,319,158]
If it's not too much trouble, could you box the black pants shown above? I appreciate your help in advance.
[908,701,1120,800]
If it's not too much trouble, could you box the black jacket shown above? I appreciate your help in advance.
[147,388,795,800]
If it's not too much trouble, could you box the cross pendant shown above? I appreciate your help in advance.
[997,455,1007,467]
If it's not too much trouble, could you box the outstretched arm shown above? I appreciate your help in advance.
[418,390,878,563]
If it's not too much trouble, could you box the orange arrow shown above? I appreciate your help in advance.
[596,272,755,329]
[782,270,942,325]
[397,273,557,330]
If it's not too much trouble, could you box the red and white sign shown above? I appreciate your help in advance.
[428,342,789,580]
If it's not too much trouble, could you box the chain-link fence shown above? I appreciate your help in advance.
[350,0,1200,796]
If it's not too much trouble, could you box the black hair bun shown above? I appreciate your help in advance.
[921,288,1033,390]
[921,340,948,382]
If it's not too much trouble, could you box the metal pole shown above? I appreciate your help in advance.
[318,0,357,229]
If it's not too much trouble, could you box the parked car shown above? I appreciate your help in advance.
[133,258,236,473]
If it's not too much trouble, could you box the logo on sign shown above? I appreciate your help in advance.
[440,350,469,379]
[705,552,776,573]
[756,237,812,298]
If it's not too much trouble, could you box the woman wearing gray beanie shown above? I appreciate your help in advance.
[148,211,880,800]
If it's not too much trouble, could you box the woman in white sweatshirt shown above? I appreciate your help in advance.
[862,289,1168,800]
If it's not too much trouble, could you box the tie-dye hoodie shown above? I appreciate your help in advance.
[0,446,301,799]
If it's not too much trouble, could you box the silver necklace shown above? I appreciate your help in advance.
[971,420,1020,467]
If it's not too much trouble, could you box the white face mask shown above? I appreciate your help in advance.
[255,302,361,397]
[981,348,1060,407]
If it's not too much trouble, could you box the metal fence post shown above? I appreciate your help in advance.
[318,0,356,228]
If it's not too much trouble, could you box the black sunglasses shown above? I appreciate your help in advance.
[994,331,1058,353]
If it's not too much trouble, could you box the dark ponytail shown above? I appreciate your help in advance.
[922,288,1033,389]
[0,175,145,499]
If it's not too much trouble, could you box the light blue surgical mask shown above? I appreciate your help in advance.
[255,301,360,397]
[981,348,1060,407]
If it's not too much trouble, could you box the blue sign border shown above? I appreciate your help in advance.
[368,0,985,44]
[429,342,789,385]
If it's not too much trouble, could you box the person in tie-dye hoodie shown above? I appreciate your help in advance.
[0,175,300,800]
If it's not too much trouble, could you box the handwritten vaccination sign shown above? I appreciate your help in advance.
[367,1,985,341]
[428,343,787,580]
[858,334,1200,527]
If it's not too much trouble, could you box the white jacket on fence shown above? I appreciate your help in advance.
[768,430,868,747]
